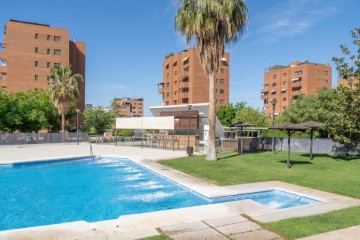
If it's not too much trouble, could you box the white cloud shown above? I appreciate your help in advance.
[254,0,341,43]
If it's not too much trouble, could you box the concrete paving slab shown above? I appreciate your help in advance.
[215,221,263,235]
[161,221,208,235]
[298,225,360,240]
[204,215,248,227]
[169,228,229,240]
[80,236,108,240]
[106,228,159,240]
[230,229,282,240]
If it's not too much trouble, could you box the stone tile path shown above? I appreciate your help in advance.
[160,215,282,240]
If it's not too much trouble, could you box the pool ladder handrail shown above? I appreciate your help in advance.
[90,143,95,161]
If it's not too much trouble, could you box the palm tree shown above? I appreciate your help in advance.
[47,65,83,136]
[175,0,248,160]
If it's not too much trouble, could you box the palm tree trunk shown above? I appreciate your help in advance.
[206,70,217,161]
[61,113,65,141]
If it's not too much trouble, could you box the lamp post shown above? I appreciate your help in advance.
[271,98,277,154]
[76,109,80,145]
[186,104,193,156]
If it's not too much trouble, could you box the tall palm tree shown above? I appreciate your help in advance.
[47,65,83,135]
[175,0,248,160]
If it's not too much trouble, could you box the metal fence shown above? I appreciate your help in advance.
[0,132,89,145]
[262,137,360,155]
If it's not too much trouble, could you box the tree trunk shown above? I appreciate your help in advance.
[61,113,65,141]
[310,130,313,160]
[206,71,217,161]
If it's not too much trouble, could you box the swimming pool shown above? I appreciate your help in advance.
[0,157,318,231]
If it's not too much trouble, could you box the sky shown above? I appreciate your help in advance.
[0,0,359,116]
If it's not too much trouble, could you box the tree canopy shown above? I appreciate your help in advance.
[175,0,248,160]
[83,107,115,134]
[47,65,83,134]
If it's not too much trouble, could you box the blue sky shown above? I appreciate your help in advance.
[1,0,359,116]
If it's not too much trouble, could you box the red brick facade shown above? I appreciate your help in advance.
[261,61,332,115]
[0,20,85,111]
[158,48,230,106]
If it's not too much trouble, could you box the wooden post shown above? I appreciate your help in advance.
[310,129,314,160]
[287,130,291,168]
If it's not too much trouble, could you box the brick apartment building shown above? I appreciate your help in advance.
[158,48,229,106]
[114,97,144,117]
[261,61,332,115]
[0,20,86,111]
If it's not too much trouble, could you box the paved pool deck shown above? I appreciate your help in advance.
[0,143,359,240]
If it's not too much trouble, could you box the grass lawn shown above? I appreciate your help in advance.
[159,151,360,239]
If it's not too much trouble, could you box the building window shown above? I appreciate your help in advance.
[220,69,225,73]
[35,47,38,53]
[47,49,51,55]
[220,100,225,105]
[184,66,189,72]
[283,106,287,110]
[173,61,177,67]
[47,35,50,41]
[182,88,189,93]
[264,84,269,88]
[35,33,39,39]
[166,73,169,79]
[283,73,287,77]
[283,97,287,101]
[283,81,287,85]
[324,71,329,76]
[295,70,302,75]
[273,75,277,79]
[166,92,169,97]
[272,83,276,87]
[174,91,177,96]
[47,62,51,68]
[34,75,39,81]
[220,79,225,84]
[165,64,169,69]
[54,36,61,42]
[54,63,60,67]
[220,89,225,94]
[183,57,189,65]
[271,91,276,95]
[165,101,169,105]
[182,98,189,104]
[174,81,177,85]
[292,86,302,92]
[54,49,61,56]
[174,100,177,105]
[35,61,38,67]
[175,71,177,76]
[165,83,169,88]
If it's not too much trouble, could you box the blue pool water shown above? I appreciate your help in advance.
[0,157,318,231]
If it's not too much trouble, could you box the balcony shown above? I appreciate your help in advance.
[179,92,189,99]
[157,82,164,94]
[178,80,189,88]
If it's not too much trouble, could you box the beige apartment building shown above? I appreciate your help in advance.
[0,19,86,111]
[158,48,229,106]
[261,61,332,115]
[114,97,144,117]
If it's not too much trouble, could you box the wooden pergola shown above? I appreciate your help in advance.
[230,121,255,155]
[270,123,308,168]
[301,121,322,160]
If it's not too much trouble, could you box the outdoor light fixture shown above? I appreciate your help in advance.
[76,109,80,145]
[186,104,193,156]
[271,98,277,154]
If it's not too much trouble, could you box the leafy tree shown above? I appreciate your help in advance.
[114,129,134,137]
[332,28,360,86]
[175,0,248,160]
[279,88,336,125]
[0,89,60,133]
[235,106,268,127]
[216,102,246,126]
[83,107,115,134]
[47,65,83,135]
[324,84,360,146]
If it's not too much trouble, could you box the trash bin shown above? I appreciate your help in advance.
[186,146,193,156]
